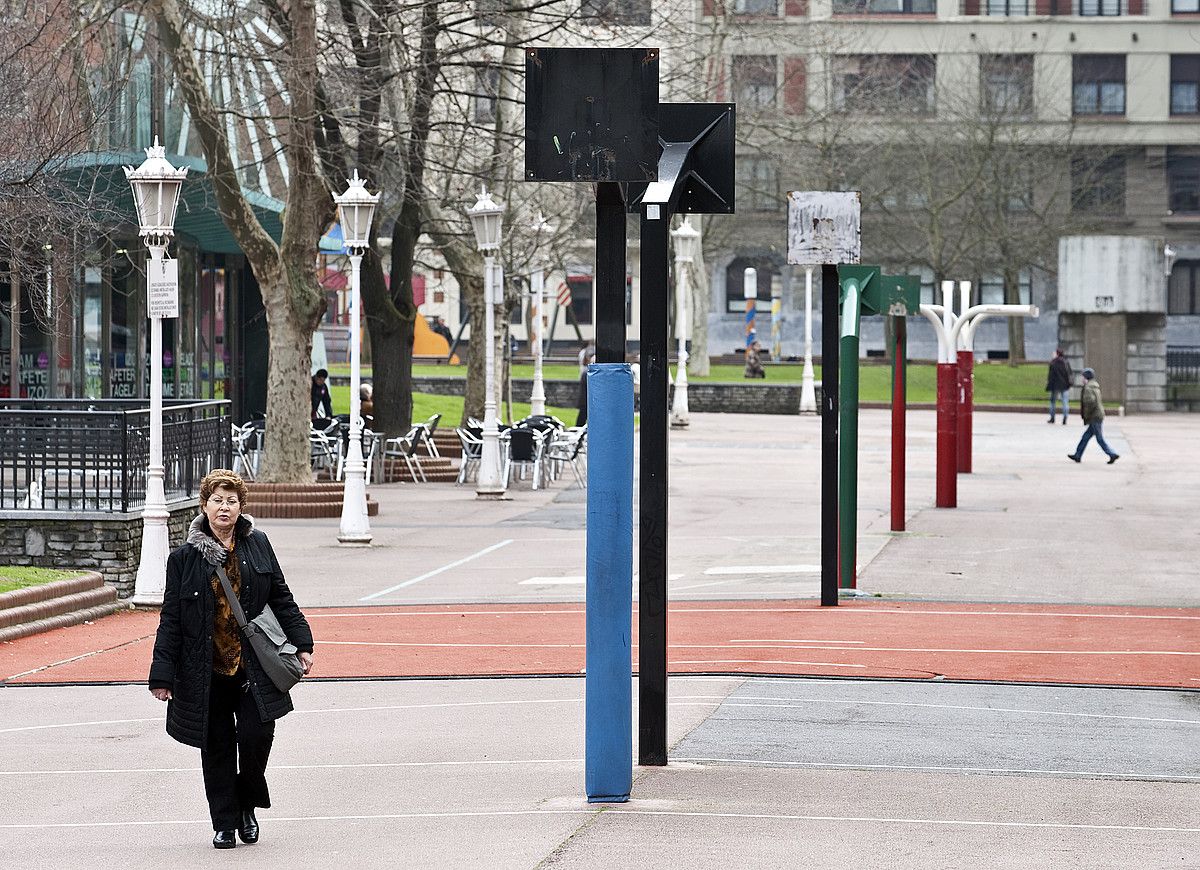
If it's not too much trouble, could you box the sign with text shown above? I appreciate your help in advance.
[787,191,861,266]
[147,258,180,319]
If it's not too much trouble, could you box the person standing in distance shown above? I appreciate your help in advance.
[310,368,333,425]
[1046,349,1073,424]
[1068,368,1119,465]
[149,469,314,849]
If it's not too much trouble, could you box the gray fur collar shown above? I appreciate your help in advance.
[187,514,255,565]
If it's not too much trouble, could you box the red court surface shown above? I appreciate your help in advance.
[2,600,1196,688]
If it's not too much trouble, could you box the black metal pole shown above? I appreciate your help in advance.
[638,207,670,766]
[821,264,839,607]
[594,183,626,363]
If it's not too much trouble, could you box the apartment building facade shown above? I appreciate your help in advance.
[701,0,1200,374]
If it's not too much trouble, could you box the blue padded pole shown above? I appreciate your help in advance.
[585,362,634,803]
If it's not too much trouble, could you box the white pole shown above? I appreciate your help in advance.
[670,246,690,429]
[958,281,971,352]
[940,280,955,364]
[338,252,371,544]
[477,256,506,497]
[799,265,817,413]
[132,241,169,606]
[530,262,546,417]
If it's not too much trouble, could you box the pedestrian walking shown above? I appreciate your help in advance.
[149,469,314,849]
[1046,349,1073,424]
[1068,368,1119,465]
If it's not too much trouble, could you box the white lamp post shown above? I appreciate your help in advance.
[125,138,187,606]
[529,212,553,417]
[800,266,817,413]
[334,170,380,545]
[670,216,699,428]
[468,187,506,498]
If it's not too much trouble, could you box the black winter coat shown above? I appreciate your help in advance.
[148,515,314,749]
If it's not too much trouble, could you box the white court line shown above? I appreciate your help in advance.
[0,758,583,776]
[317,640,584,649]
[359,539,514,601]
[728,639,866,644]
[304,608,1199,621]
[519,576,585,585]
[1,808,1196,834]
[671,660,866,669]
[673,757,1200,783]
[704,565,821,575]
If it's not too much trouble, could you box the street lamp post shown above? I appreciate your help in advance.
[670,216,699,429]
[529,212,553,418]
[334,170,380,545]
[125,138,188,606]
[468,187,506,498]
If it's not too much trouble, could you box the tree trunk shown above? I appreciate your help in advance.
[1004,266,1026,365]
[260,285,319,481]
[688,216,712,377]
[362,248,414,438]
[462,273,486,424]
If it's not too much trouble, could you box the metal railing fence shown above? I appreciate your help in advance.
[0,399,232,512]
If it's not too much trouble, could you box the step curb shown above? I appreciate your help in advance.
[0,572,105,612]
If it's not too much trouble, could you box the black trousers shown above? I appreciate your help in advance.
[201,670,275,830]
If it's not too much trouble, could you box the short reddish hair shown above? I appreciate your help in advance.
[199,469,249,507]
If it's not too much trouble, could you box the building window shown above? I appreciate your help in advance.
[1173,0,1199,11]
[834,55,936,115]
[1168,261,1200,314]
[580,0,652,24]
[1078,0,1122,14]
[724,257,779,314]
[1072,55,1125,116]
[566,275,593,325]
[982,0,1032,13]
[1071,154,1125,213]
[1168,149,1200,213]
[476,0,506,22]
[734,0,779,13]
[737,156,780,212]
[978,272,1032,305]
[472,66,500,124]
[732,56,777,109]
[1171,56,1200,115]
[833,0,935,11]
[980,55,1033,117]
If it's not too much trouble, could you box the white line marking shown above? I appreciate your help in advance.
[1,809,1196,833]
[704,565,821,575]
[673,757,1200,783]
[0,717,162,735]
[670,660,866,669]
[317,640,584,649]
[359,539,515,600]
[519,576,585,585]
[728,639,866,645]
[307,607,1200,621]
[0,758,583,777]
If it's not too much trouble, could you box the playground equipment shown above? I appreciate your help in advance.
[919,281,1038,507]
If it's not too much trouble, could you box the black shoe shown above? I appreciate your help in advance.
[213,830,236,849]
[1047,418,1055,424]
[1107,454,1119,465]
[1068,454,1081,463]
[1062,419,1067,425]
[239,809,259,844]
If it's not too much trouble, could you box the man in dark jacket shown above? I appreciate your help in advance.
[1068,368,1119,464]
[149,470,313,848]
[1046,349,1072,424]
[311,368,333,423]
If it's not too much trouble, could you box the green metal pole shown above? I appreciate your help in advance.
[838,279,861,590]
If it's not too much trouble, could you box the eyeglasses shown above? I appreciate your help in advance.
[207,496,240,507]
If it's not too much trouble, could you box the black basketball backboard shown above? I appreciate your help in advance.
[525,47,660,183]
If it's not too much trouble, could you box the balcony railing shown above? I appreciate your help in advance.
[835,0,936,12]
[961,0,1146,14]
[0,399,231,512]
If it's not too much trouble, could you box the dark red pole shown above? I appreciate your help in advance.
[936,362,958,508]
[891,317,906,532]
[956,349,973,474]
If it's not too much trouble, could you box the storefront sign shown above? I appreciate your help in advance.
[148,258,180,319]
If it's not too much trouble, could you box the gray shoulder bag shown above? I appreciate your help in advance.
[214,565,305,692]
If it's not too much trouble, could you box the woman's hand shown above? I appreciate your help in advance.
[151,687,172,701]
[299,652,313,675]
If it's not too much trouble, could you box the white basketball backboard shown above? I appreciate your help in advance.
[786,191,861,266]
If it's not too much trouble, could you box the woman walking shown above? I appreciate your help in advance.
[149,469,313,849]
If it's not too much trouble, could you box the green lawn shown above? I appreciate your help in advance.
[329,386,578,428]
[332,362,1050,407]
[0,566,76,595]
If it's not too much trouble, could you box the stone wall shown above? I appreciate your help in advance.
[1059,313,1167,413]
[0,502,197,598]
[414,376,824,417]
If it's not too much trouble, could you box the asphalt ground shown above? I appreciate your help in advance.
[1,409,1197,866]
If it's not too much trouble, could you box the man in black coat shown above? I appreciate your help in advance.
[1046,349,1073,424]
[149,470,313,849]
